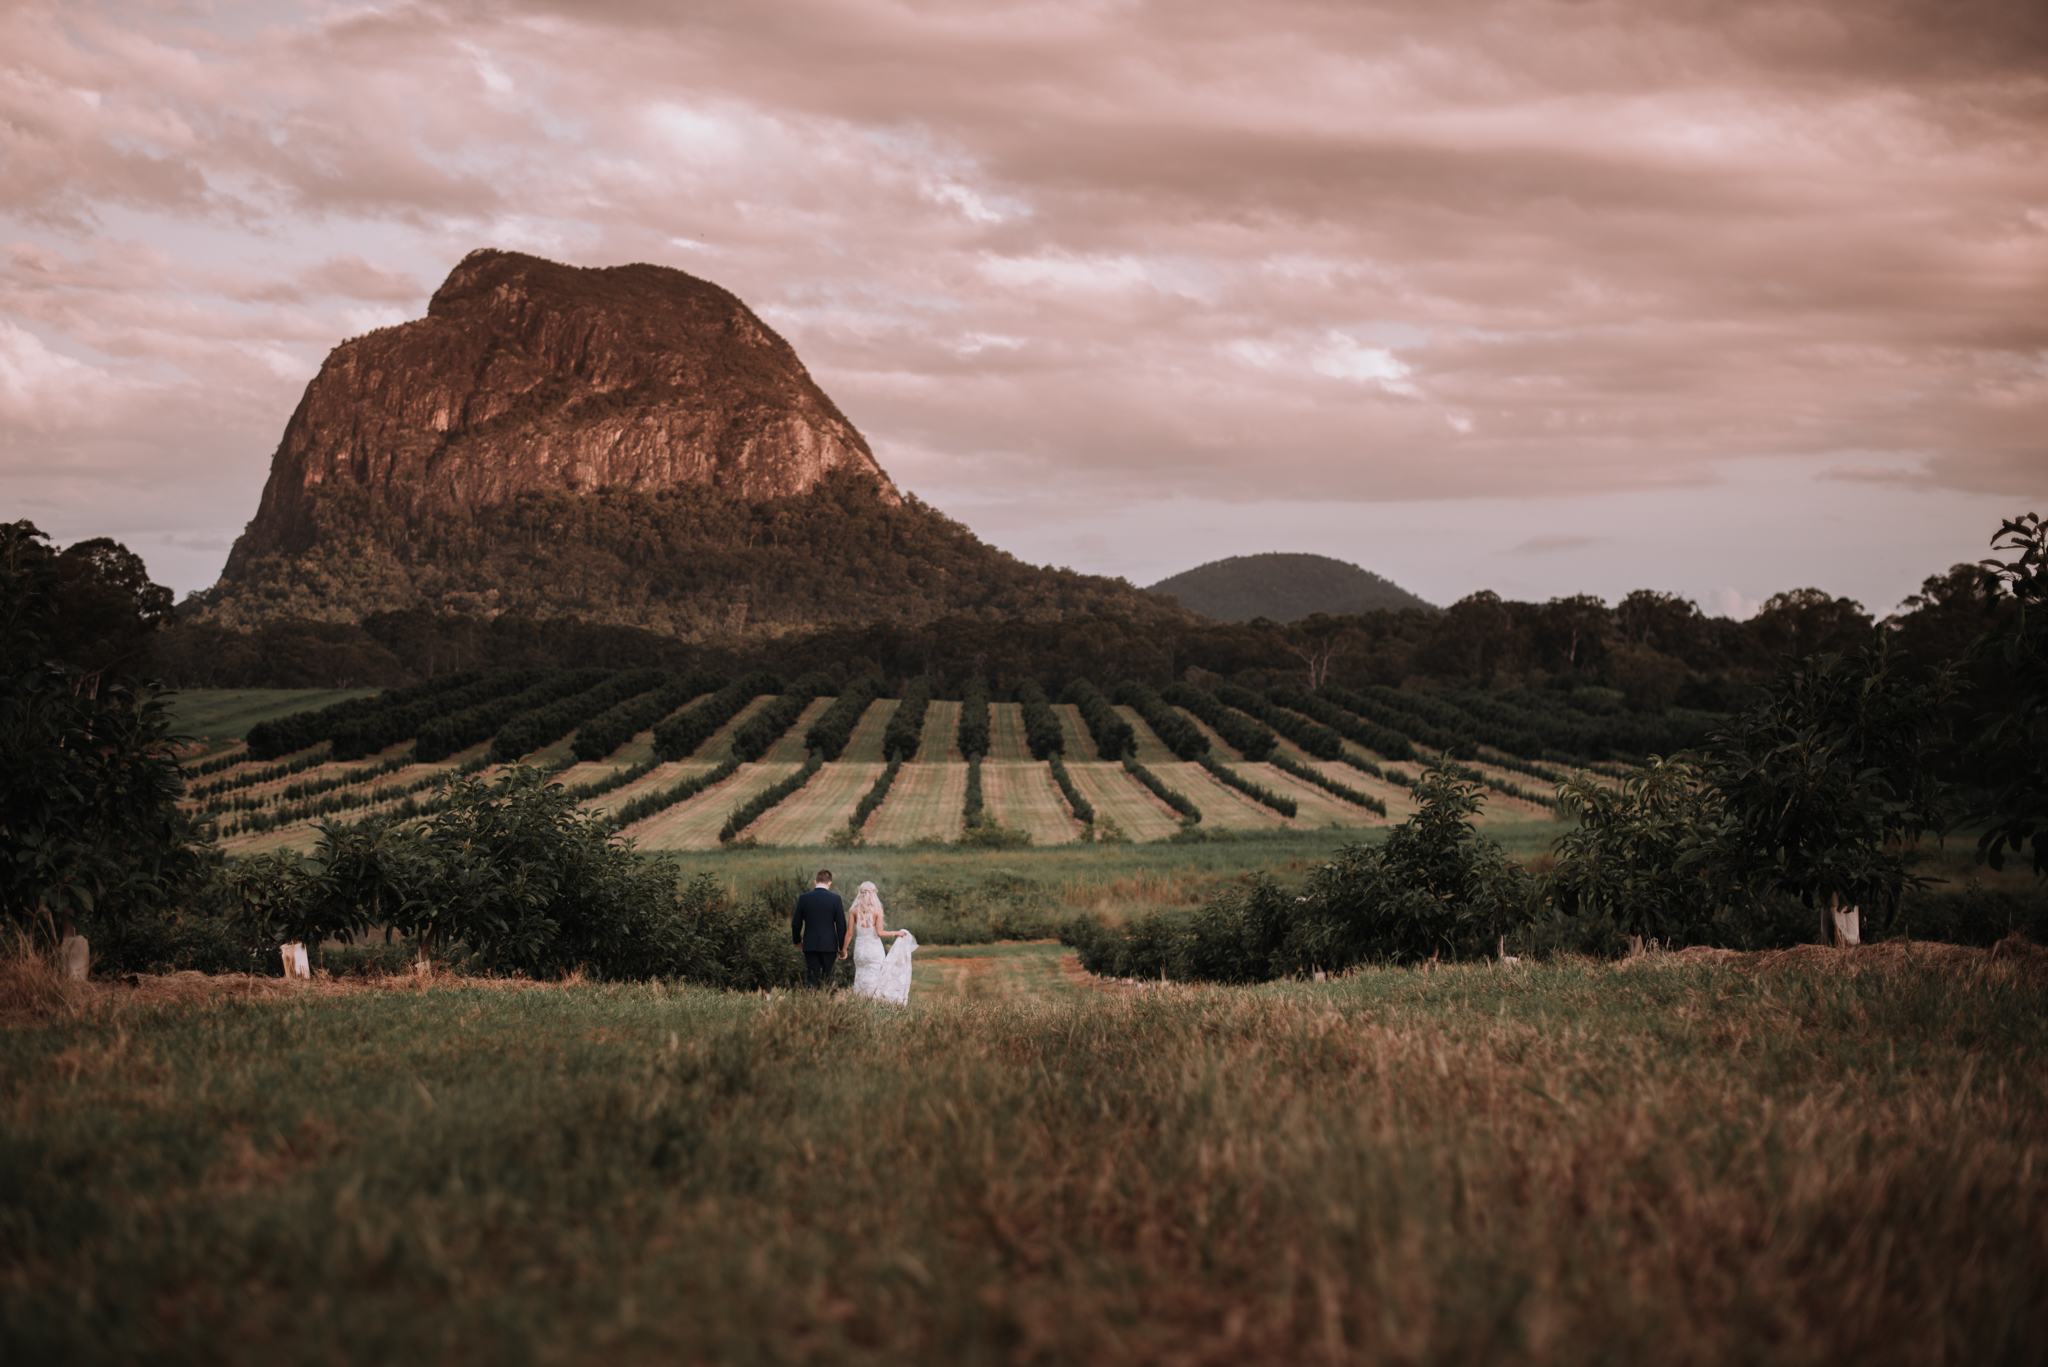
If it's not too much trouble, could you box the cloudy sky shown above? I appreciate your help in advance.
[4,0,2043,616]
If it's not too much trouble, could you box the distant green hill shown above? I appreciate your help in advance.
[1147,553,1435,623]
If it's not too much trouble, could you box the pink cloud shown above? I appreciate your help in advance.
[0,0,2042,603]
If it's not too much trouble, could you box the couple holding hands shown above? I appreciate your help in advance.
[792,870,917,1003]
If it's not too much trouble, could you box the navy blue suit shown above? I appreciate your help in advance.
[792,886,847,990]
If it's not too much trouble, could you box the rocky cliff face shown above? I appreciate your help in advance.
[224,249,896,574]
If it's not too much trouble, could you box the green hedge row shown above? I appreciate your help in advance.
[572,669,727,761]
[1163,682,1276,761]
[730,674,834,762]
[956,676,990,759]
[884,677,936,760]
[416,669,610,763]
[611,757,741,828]
[1114,681,1207,761]
[1196,753,1296,817]
[1063,679,1135,760]
[1221,684,1343,761]
[189,747,334,799]
[652,671,783,761]
[847,758,903,834]
[1279,686,1417,762]
[1015,678,1064,759]
[200,754,411,817]
[489,668,670,764]
[1048,753,1095,824]
[242,670,480,760]
[329,671,545,762]
[1268,752,1385,815]
[1124,757,1199,823]
[806,675,886,760]
[963,755,985,828]
[721,754,823,842]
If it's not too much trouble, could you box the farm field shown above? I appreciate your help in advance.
[864,761,971,844]
[627,762,802,850]
[981,760,1084,843]
[168,687,379,743]
[8,945,2042,1363]
[171,677,1622,854]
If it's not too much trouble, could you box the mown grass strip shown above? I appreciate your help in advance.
[721,753,825,842]
[1124,757,1200,824]
[1196,753,1297,817]
[1268,752,1386,814]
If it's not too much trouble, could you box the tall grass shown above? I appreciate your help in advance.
[3,950,2042,1362]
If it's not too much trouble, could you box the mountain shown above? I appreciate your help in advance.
[203,250,1187,635]
[1147,553,1435,622]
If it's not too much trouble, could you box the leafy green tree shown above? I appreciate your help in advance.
[1286,764,1530,969]
[1971,513,2048,877]
[1547,759,1717,949]
[1,523,200,944]
[1701,641,1954,944]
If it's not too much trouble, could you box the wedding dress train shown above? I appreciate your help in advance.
[851,924,917,1004]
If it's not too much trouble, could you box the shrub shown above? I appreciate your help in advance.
[729,674,833,762]
[1048,753,1095,824]
[653,670,782,761]
[955,676,990,759]
[1195,753,1296,817]
[573,669,727,761]
[490,667,669,763]
[1124,757,1200,823]
[1014,678,1064,758]
[416,669,611,763]
[885,676,936,760]
[805,675,885,760]
[1162,682,1276,761]
[1114,681,1208,761]
[1062,679,1135,760]
[1221,683,1341,759]
[720,753,824,842]
[243,670,482,760]
[610,757,742,828]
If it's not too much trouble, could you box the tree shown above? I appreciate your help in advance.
[1549,759,1718,950]
[1746,588,1874,662]
[1701,641,1955,945]
[1970,513,2048,877]
[0,523,200,945]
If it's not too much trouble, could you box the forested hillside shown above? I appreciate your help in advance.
[1148,552,1435,621]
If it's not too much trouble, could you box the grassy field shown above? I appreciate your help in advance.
[167,687,380,743]
[6,939,2043,1363]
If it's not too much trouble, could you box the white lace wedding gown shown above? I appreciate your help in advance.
[851,924,917,1004]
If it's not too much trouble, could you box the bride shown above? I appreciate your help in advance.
[846,881,917,1004]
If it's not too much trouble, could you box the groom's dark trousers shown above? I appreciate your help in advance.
[792,885,847,991]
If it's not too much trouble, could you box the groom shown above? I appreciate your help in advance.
[791,869,848,991]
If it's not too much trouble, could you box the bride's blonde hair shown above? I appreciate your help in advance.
[849,882,884,921]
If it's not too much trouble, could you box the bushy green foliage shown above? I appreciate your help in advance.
[804,675,884,760]
[1543,759,1719,949]
[844,758,902,838]
[1224,682,1341,758]
[1114,681,1208,760]
[416,668,610,763]
[489,667,669,763]
[573,669,726,761]
[720,754,823,843]
[219,767,740,979]
[1289,686,1417,761]
[652,669,781,760]
[1123,757,1200,823]
[1047,753,1095,824]
[1062,678,1134,759]
[1013,677,1064,758]
[1267,752,1384,814]
[611,757,740,827]
[1,524,202,940]
[954,675,990,758]
[244,669,488,760]
[1971,513,2048,876]
[327,671,542,761]
[884,676,935,760]
[962,755,985,829]
[1163,681,1276,760]
[1704,641,1955,935]
[728,674,832,762]
[1195,753,1296,817]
